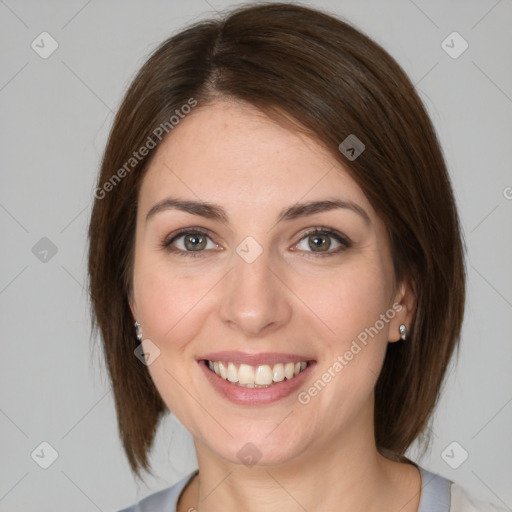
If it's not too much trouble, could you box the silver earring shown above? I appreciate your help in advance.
[399,324,408,341]
[134,321,143,342]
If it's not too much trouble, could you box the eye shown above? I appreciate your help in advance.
[162,227,351,258]
[293,228,351,256]
[162,229,220,257]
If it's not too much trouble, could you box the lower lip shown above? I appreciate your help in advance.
[199,360,316,405]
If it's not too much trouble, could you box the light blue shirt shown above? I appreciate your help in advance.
[116,466,451,511]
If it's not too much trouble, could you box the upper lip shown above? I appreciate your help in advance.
[199,351,316,367]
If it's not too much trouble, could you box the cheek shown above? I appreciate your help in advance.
[132,253,216,349]
[292,257,393,408]
[132,256,215,431]
[298,257,394,346]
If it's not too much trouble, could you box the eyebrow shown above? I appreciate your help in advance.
[145,197,371,225]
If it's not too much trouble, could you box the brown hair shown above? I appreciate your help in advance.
[88,2,465,480]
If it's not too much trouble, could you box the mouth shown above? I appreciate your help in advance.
[205,359,310,388]
[198,351,316,405]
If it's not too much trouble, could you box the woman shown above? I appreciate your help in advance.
[87,3,504,511]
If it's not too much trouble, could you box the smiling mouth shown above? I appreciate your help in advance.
[204,360,311,388]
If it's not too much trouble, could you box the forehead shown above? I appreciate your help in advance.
[139,100,374,219]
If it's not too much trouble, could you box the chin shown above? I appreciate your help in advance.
[200,425,311,469]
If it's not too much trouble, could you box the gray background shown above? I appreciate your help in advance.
[1,0,511,510]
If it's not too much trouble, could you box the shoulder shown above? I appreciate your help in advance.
[416,466,506,512]
[115,470,198,512]
[450,482,509,512]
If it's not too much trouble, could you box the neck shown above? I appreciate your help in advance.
[180,405,421,512]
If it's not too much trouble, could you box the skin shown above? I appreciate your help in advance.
[130,99,420,512]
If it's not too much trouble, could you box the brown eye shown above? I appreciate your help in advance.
[164,230,218,255]
[183,232,207,251]
[294,228,351,256]
[308,233,332,252]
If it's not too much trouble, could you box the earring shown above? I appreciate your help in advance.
[134,321,143,342]
[399,324,408,341]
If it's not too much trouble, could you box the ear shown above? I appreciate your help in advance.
[128,288,138,323]
[388,278,416,343]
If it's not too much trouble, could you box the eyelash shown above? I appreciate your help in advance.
[161,227,352,259]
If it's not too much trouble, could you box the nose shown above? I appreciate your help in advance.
[218,246,293,338]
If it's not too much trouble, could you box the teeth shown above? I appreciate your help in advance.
[273,363,284,382]
[218,361,228,379]
[238,364,255,385]
[284,362,295,380]
[207,359,309,387]
[255,364,273,385]
[227,362,238,383]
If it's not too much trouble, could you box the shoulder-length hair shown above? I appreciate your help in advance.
[88,2,465,480]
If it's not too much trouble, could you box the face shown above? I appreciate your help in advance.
[130,99,414,467]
